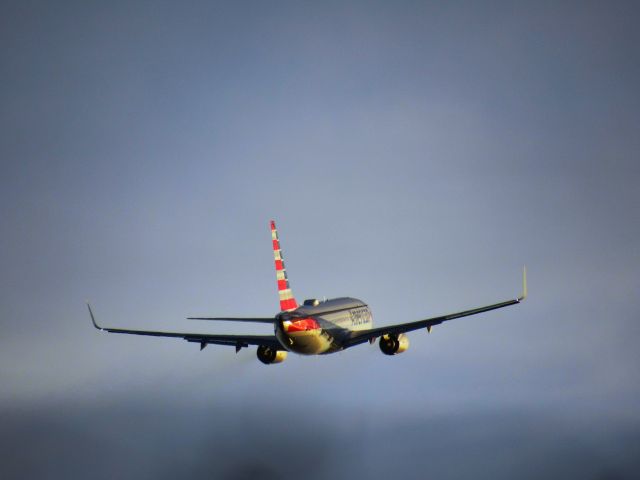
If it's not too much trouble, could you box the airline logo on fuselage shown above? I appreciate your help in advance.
[349,307,371,327]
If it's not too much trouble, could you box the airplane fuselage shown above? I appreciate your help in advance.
[275,297,372,354]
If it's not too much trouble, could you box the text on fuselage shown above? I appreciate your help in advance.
[349,307,370,326]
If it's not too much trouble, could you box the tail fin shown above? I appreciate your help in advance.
[271,220,298,312]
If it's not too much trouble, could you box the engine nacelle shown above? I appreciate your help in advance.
[257,345,288,364]
[379,333,410,355]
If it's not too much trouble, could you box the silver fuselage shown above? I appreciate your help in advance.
[274,297,372,354]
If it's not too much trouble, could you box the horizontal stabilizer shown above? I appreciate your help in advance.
[187,317,275,323]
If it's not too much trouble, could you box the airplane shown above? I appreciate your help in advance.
[88,220,527,364]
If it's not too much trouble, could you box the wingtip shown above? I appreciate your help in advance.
[518,265,527,301]
[87,302,102,330]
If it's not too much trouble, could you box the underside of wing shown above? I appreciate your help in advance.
[88,304,282,350]
[344,267,527,349]
[344,298,521,349]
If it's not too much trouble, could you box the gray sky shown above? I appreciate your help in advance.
[1,1,639,478]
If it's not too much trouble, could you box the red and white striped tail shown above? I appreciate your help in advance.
[271,220,298,312]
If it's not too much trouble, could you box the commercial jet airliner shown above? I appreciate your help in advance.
[88,221,526,364]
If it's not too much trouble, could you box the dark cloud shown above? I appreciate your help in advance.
[2,400,639,480]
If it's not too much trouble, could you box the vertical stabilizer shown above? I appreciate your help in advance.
[271,221,298,312]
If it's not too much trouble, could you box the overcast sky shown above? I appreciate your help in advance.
[1,1,639,478]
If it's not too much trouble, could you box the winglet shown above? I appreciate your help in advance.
[518,266,527,301]
[87,302,103,330]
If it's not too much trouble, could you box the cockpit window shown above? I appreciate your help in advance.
[303,299,320,307]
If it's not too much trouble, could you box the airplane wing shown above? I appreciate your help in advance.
[345,267,527,349]
[88,304,282,351]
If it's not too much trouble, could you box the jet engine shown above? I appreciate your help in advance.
[379,333,410,355]
[257,345,288,364]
